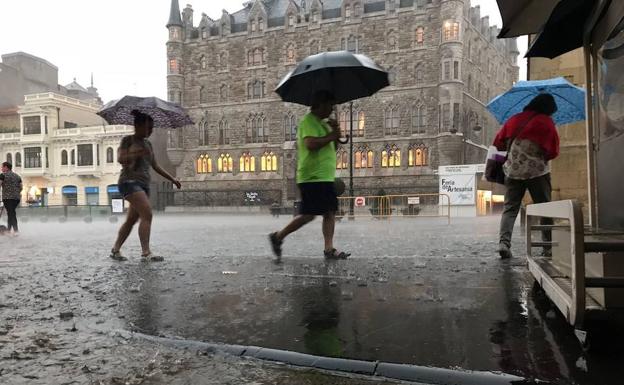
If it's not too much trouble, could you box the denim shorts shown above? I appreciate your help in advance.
[118,180,150,198]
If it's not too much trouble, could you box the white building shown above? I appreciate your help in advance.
[0,93,133,206]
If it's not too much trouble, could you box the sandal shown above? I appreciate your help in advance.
[324,248,351,260]
[109,249,127,261]
[141,253,164,262]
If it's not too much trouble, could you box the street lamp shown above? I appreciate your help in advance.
[453,111,483,164]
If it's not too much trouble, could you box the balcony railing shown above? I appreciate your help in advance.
[23,92,101,110]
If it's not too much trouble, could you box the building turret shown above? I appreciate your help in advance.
[166,0,184,104]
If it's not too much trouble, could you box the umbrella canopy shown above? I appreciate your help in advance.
[274,51,389,106]
[526,0,597,59]
[97,96,193,128]
[497,0,561,38]
[487,77,586,126]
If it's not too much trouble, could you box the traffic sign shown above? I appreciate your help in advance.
[354,196,366,207]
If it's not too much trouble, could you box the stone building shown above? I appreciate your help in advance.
[162,0,519,206]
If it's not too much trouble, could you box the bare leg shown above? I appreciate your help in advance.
[112,204,139,252]
[322,212,336,252]
[123,191,153,255]
[276,214,315,241]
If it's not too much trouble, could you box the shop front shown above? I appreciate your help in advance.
[62,185,78,206]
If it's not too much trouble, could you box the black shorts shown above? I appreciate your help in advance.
[298,182,338,215]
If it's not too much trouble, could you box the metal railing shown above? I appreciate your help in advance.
[17,204,119,223]
[336,193,451,224]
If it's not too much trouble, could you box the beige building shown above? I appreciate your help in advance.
[528,48,588,212]
[0,93,133,206]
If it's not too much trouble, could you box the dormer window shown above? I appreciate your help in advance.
[201,28,207,39]
[345,6,352,19]
[288,14,295,27]
[258,18,264,31]
[311,11,318,23]
[251,19,257,32]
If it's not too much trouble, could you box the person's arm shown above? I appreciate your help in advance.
[151,158,181,189]
[492,120,510,151]
[542,117,560,161]
[302,120,340,151]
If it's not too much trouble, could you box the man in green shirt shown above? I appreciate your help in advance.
[269,91,351,261]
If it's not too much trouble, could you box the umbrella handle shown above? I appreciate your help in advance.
[338,135,350,144]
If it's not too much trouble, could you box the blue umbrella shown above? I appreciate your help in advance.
[487,77,586,125]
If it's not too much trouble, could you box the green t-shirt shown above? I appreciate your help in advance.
[296,112,336,183]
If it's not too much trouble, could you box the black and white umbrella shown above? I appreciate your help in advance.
[274,51,389,106]
[97,96,193,128]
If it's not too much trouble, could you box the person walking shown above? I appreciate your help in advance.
[109,110,181,262]
[269,91,351,262]
[493,94,560,259]
[0,162,23,235]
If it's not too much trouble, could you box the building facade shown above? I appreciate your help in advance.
[0,93,133,206]
[163,0,519,206]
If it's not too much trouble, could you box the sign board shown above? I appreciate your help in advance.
[407,197,420,205]
[438,164,484,175]
[354,196,366,207]
[111,198,124,213]
[439,174,476,206]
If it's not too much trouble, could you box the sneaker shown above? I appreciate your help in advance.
[109,249,127,261]
[269,232,283,259]
[498,243,513,259]
[141,253,164,262]
[324,248,351,260]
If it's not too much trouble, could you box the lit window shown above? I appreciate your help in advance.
[415,27,424,45]
[261,151,278,171]
[336,148,348,169]
[354,147,373,169]
[196,154,213,174]
[169,59,179,74]
[381,145,401,168]
[443,21,460,41]
[217,153,233,173]
[239,152,256,172]
[408,144,428,166]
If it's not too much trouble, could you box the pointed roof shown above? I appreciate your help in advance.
[167,0,183,28]
[65,78,87,92]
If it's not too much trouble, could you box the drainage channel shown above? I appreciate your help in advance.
[128,331,540,385]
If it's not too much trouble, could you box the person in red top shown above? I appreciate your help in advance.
[493,94,560,259]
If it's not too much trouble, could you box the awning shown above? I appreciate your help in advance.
[85,187,99,194]
[62,186,77,194]
[107,185,119,194]
[497,0,562,38]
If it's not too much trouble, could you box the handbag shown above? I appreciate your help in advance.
[485,113,536,184]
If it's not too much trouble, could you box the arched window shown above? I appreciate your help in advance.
[200,86,209,104]
[288,13,296,27]
[408,144,428,166]
[286,44,296,64]
[354,146,373,169]
[248,80,266,99]
[218,119,229,145]
[70,149,75,165]
[341,35,358,53]
[61,150,68,166]
[388,66,398,84]
[106,147,114,163]
[248,47,264,66]
[336,148,348,169]
[411,104,426,134]
[415,63,424,84]
[284,113,297,141]
[258,17,264,31]
[198,120,209,146]
[338,108,365,137]
[239,151,255,172]
[196,154,212,174]
[219,84,228,102]
[217,153,233,173]
[200,55,207,70]
[219,52,227,70]
[345,5,352,19]
[381,144,401,168]
[6,153,11,165]
[384,106,400,136]
[250,19,257,32]
[415,26,425,45]
[246,114,267,143]
[261,151,278,171]
[387,30,398,50]
[15,152,21,167]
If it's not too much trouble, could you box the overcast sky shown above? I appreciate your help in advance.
[0,0,526,103]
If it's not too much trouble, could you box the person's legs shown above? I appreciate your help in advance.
[322,211,335,252]
[124,192,153,256]
[112,203,139,253]
[527,174,553,251]
[499,178,527,255]
[3,200,18,232]
[276,215,316,240]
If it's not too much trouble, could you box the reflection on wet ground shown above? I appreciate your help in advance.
[103,215,623,384]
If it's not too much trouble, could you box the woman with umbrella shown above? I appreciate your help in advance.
[493,94,560,259]
[100,107,184,262]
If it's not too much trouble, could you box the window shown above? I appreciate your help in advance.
[354,146,374,169]
[336,148,348,169]
[408,144,428,166]
[388,31,398,50]
[381,145,401,168]
[248,48,265,66]
[218,119,229,145]
[415,64,424,84]
[15,152,21,167]
[71,149,75,165]
[415,27,425,45]
[261,151,278,171]
[453,103,460,129]
[217,153,233,173]
[443,61,451,80]
[46,147,49,168]
[198,121,209,146]
[467,74,473,92]
[219,84,228,102]
[106,147,114,163]
[246,114,267,143]
[200,86,209,104]
[384,106,400,136]
[77,144,93,166]
[339,109,365,137]
[286,44,296,64]
[442,103,450,130]
[354,3,361,16]
[64,121,78,129]
[284,113,297,141]
[219,52,227,70]
[453,61,460,80]
[311,11,318,23]
[169,58,180,74]
[443,21,460,41]
[168,128,182,148]
[345,5,352,19]
[258,18,264,31]
[170,28,180,40]
[196,154,212,174]
[201,28,208,39]
[288,14,295,27]
[239,152,255,172]
[412,104,426,134]
[24,147,42,168]
[248,80,266,99]
[200,55,207,70]
[23,116,41,135]
[6,153,11,165]
[341,35,358,53]
[251,19,256,32]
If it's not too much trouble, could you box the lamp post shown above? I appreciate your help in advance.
[348,102,354,219]
[454,111,483,164]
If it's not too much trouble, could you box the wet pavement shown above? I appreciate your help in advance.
[1,214,623,384]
